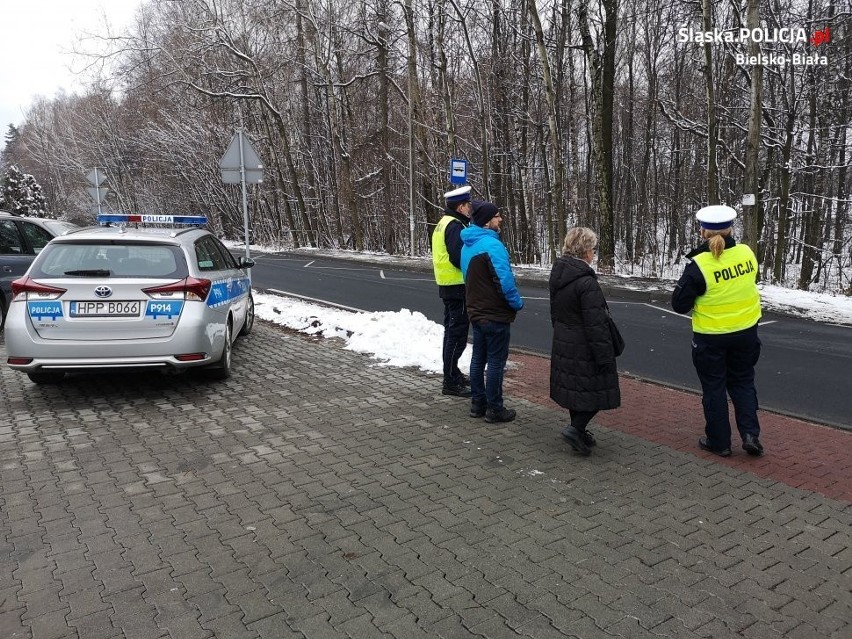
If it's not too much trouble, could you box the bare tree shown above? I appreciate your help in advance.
[578,0,617,272]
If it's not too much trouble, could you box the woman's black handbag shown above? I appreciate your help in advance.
[605,306,625,357]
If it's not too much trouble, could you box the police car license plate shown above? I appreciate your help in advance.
[71,301,142,317]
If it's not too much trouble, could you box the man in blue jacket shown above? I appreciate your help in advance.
[460,201,524,423]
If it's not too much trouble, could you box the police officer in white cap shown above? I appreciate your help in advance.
[431,185,473,397]
[672,205,764,458]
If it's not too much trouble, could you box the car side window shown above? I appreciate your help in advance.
[0,220,25,254]
[211,237,238,270]
[195,236,228,271]
[21,222,54,254]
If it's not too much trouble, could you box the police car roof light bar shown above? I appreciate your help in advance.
[97,214,208,226]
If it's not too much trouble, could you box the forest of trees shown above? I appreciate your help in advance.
[0,0,849,293]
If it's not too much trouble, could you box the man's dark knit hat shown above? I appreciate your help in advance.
[471,201,498,227]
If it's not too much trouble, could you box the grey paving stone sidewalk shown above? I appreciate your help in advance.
[0,322,849,639]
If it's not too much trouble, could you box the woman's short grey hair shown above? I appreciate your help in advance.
[561,227,597,258]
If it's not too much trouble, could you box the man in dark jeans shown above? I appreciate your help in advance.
[431,186,473,397]
[460,201,524,423]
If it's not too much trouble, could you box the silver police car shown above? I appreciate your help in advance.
[4,215,254,384]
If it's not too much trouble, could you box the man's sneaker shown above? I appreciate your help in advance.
[458,373,470,387]
[561,426,591,456]
[470,401,487,418]
[485,407,516,423]
[698,437,732,457]
[742,434,764,456]
[442,383,471,398]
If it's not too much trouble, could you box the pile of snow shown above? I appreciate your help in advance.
[254,292,470,374]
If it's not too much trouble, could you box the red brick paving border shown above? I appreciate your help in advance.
[504,351,852,503]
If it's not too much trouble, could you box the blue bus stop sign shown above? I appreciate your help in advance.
[450,159,468,185]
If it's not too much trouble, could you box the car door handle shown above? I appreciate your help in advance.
[3,265,13,272]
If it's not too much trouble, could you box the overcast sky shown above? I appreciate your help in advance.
[0,0,141,136]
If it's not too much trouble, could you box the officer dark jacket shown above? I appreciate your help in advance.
[549,256,621,412]
[431,207,468,300]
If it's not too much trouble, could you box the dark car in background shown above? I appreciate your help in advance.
[1,212,79,330]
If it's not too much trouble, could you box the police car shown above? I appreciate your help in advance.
[4,214,254,384]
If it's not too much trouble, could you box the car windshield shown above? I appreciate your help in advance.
[31,242,188,278]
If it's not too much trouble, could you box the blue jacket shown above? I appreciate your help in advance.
[460,226,523,323]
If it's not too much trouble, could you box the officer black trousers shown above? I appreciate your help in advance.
[691,326,761,449]
[442,297,470,386]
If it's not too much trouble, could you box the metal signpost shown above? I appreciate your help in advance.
[219,130,263,260]
[85,168,108,216]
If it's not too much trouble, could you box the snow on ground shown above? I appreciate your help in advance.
[758,284,852,326]
[248,246,851,376]
[254,292,470,375]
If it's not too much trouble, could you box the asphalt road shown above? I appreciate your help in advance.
[248,252,851,429]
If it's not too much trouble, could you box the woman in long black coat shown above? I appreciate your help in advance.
[550,227,621,455]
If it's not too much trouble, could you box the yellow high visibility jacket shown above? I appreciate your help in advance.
[431,215,465,286]
[692,244,762,334]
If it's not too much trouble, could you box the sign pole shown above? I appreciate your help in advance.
[219,128,262,262]
[408,67,416,257]
[95,168,102,217]
[85,168,108,218]
[238,130,251,260]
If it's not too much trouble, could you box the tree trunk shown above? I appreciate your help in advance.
[701,0,719,204]
[449,0,490,194]
[578,0,616,273]
[527,0,564,263]
[741,0,762,255]
[435,1,456,158]
[772,63,796,284]
[797,68,820,290]
[376,1,394,253]
[403,0,426,255]
[295,0,319,247]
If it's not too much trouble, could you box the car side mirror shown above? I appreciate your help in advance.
[238,256,255,269]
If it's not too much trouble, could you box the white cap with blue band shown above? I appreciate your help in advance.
[696,205,737,230]
[444,185,472,204]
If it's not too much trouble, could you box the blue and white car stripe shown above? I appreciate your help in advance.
[208,277,251,308]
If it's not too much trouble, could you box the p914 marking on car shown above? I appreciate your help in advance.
[145,301,184,319]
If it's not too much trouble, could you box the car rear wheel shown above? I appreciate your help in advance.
[205,320,232,380]
[239,293,254,337]
[27,371,65,384]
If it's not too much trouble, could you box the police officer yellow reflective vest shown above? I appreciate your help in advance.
[692,244,762,334]
[432,215,465,286]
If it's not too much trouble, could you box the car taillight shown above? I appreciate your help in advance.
[143,277,212,302]
[10,277,66,300]
[175,353,206,361]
